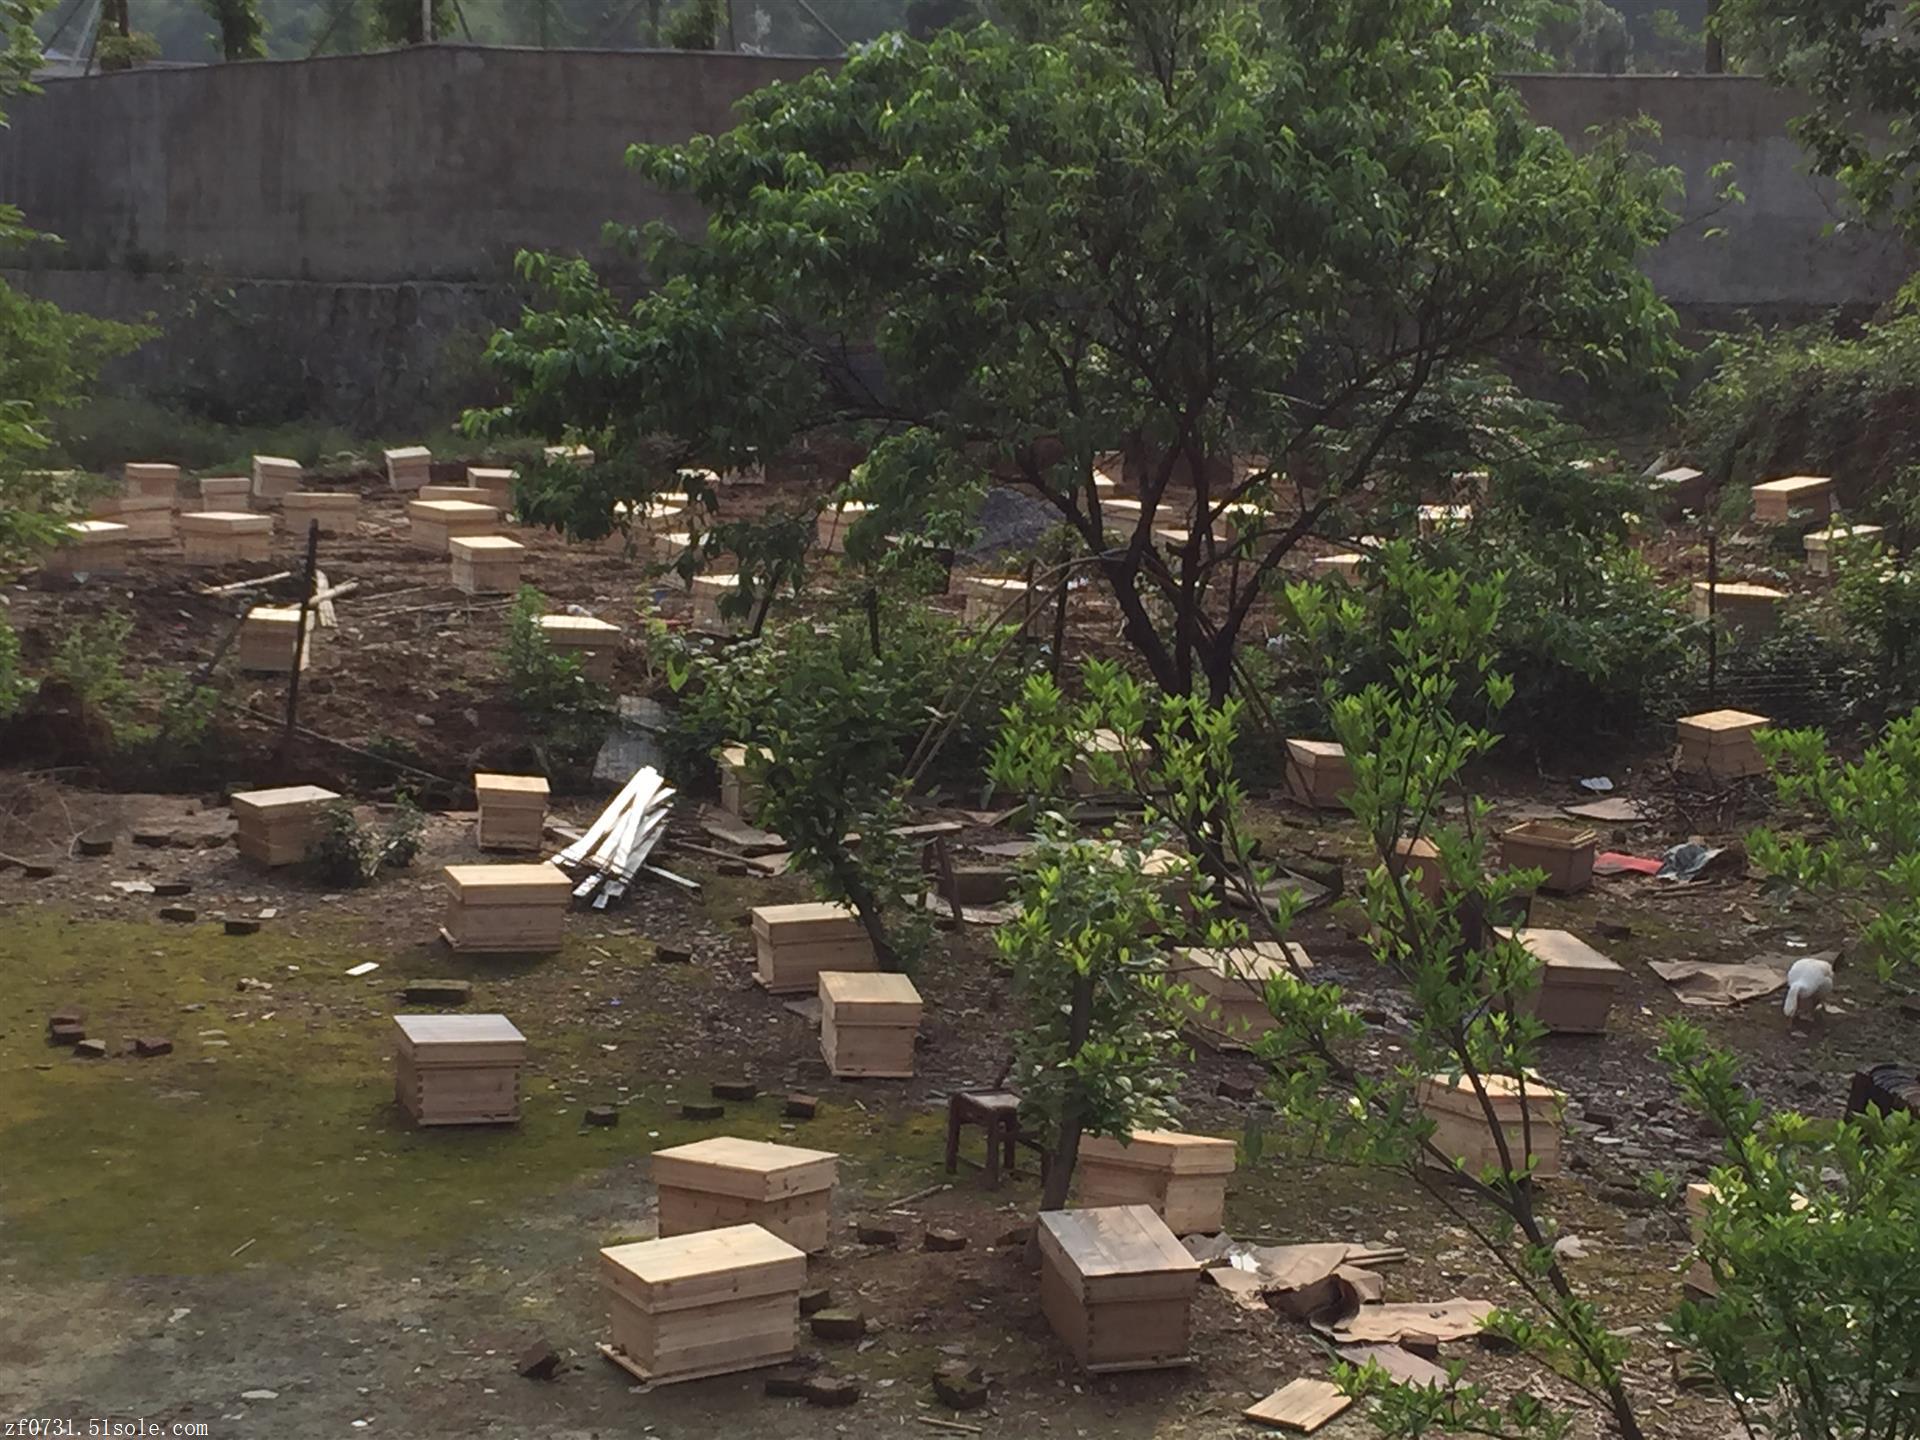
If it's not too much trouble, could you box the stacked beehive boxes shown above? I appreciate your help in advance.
[474,772,549,852]
[1690,581,1787,639]
[440,863,571,953]
[180,511,274,565]
[536,614,622,682]
[1751,474,1833,523]
[1284,738,1352,809]
[816,501,871,554]
[385,446,433,491]
[251,454,304,501]
[231,784,340,867]
[450,535,525,595]
[1075,1130,1237,1235]
[690,573,746,632]
[819,970,922,1078]
[1417,1071,1565,1179]
[1804,523,1886,576]
[408,499,499,554]
[652,1137,839,1252]
[752,903,875,992]
[1038,1206,1202,1373]
[1653,466,1708,515]
[91,466,175,542]
[1498,820,1596,894]
[123,462,180,502]
[45,520,129,578]
[1168,941,1310,1050]
[392,1013,526,1126]
[199,476,252,509]
[1676,709,1770,780]
[600,1225,805,1385]
[236,605,313,674]
[280,492,360,536]
[1496,926,1626,1034]
[465,466,517,513]
[960,575,1043,634]
[716,743,764,822]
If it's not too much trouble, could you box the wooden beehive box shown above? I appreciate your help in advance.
[653,1136,839,1253]
[280,491,360,536]
[45,520,130,578]
[690,573,747,632]
[599,1224,804,1385]
[1496,926,1625,1034]
[544,443,595,467]
[716,743,764,822]
[198,476,252,509]
[1071,727,1127,795]
[960,575,1043,633]
[417,484,490,504]
[1804,523,1885,577]
[1417,1072,1565,1179]
[408,499,499,554]
[393,1013,526,1126]
[1214,501,1266,542]
[1038,1205,1202,1373]
[236,605,314,674]
[1102,497,1146,534]
[1417,503,1473,535]
[1389,836,1445,902]
[651,530,695,566]
[1499,820,1596,894]
[441,863,571,954]
[1654,465,1709,514]
[123,462,181,500]
[89,491,174,542]
[1690,581,1786,640]
[751,902,876,993]
[1751,474,1833,524]
[815,501,871,554]
[465,466,517,513]
[608,499,684,541]
[251,454,304,500]
[1076,1131,1237,1236]
[1684,1181,1719,1296]
[1285,739,1352,809]
[474,772,549,852]
[180,510,273,565]
[1169,941,1310,1050]
[536,614,622,683]
[450,535,525,595]
[385,445,433,491]
[1676,708,1769,780]
[819,969,922,1078]
[1309,552,1363,584]
[231,784,340,867]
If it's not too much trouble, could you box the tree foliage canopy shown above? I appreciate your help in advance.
[473,0,1680,703]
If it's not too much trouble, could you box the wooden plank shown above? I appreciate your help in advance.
[1244,1378,1352,1432]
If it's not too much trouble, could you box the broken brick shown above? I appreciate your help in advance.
[784,1092,819,1120]
[801,1373,861,1408]
[932,1359,988,1411]
[854,1219,901,1247]
[924,1227,968,1253]
[808,1308,867,1343]
[133,1036,174,1057]
[680,1101,725,1122]
[515,1339,562,1381]
[710,1080,758,1102]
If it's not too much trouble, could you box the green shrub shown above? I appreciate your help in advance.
[312,793,425,888]
[501,586,613,773]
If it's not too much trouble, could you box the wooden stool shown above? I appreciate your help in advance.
[944,1090,1044,1188]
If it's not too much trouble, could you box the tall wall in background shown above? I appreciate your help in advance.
[1,46,1910,429]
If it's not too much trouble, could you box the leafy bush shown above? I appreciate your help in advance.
[501,586,613,772]
[312,794,425,888]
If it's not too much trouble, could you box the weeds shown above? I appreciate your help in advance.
[312,793,426,888]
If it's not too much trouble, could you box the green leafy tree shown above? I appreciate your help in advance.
[369,0,453,45]
[662,0,723,47]
[201,0,267,58]
[1750,708,1920,983]
[1660,1019,1920,1440]
[994,823,1196,1212]
[471,0,1679,706]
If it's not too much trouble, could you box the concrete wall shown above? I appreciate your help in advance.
[2,48,1911,428]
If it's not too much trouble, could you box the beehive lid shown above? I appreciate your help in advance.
[819,970,921,1021]
[1313,552,1363,568]
[408,499,496,521]
[245,605,305,627]
[1286,738,1346,761]
[1753,475,1830,495]
[1806,524,1883,549]
[1677,709,1768,740]
[1038,1205,1200,1302]
[467,466,514,484]
[1082,728,1125,756]
[966,575,1031,594]
[544,444,594,463]
[751,901,862,940]
[182,510,274,533]
[124,462,181,482]
[385,446,432,463]
[65,520,128,542]
[475,773,550,804]
[254,454,300,468]
[1496,927,1623,977]
[692,572,742,593]
[1656,466,1704,483]
[394,1012,526,1062]
[284,490,357,505]
[599,1224,805,1314]
[1502,819,1596,851]
[1420,1071,1566,1122]
[419,486,490,503]
[1692,581,1786,603]
[230,784,339,817]
[652,1136,838,1200]
[442,863,571,904]
[1173,941,1310,984]
[1082,1129,1236,1176]
[450,535,525,557]
[537,614,621,636]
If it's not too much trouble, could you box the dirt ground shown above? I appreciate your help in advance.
[0,472,1904,1439]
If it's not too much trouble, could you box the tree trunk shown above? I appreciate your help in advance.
[1026,968,1096,1266]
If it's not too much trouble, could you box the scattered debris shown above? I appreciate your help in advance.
[784,1093,819,1120]
[157,905,197,923]
[1336,1343,1452,1389]
[1649,958,1794,1008]
[1244,1378,1351,1433]
[1594,851,1663,877]
[932,1358,988,1411]
[1328,1298,1495,1345]
[800,1373,861,1408]
[224,918,262,936]
[76,827,115,856]
[515,1339,563,1381]
[924,1227,968,1253]
[151,880,193,897]
[73,1038,109,1059]
[995,1225,1032,1249]
[1656,840,1747,883]
[345,961,380,977]
[551,766,678,908]
[132,1036,173,1057]
[583,1105,619,1128]
[854,1219,902,1248]
[1564,797,1646,823]
[651,944,693,965]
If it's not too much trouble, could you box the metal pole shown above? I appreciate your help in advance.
[1706,528,1719,707]
[281,520,321,766]
[422,0,432,42]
